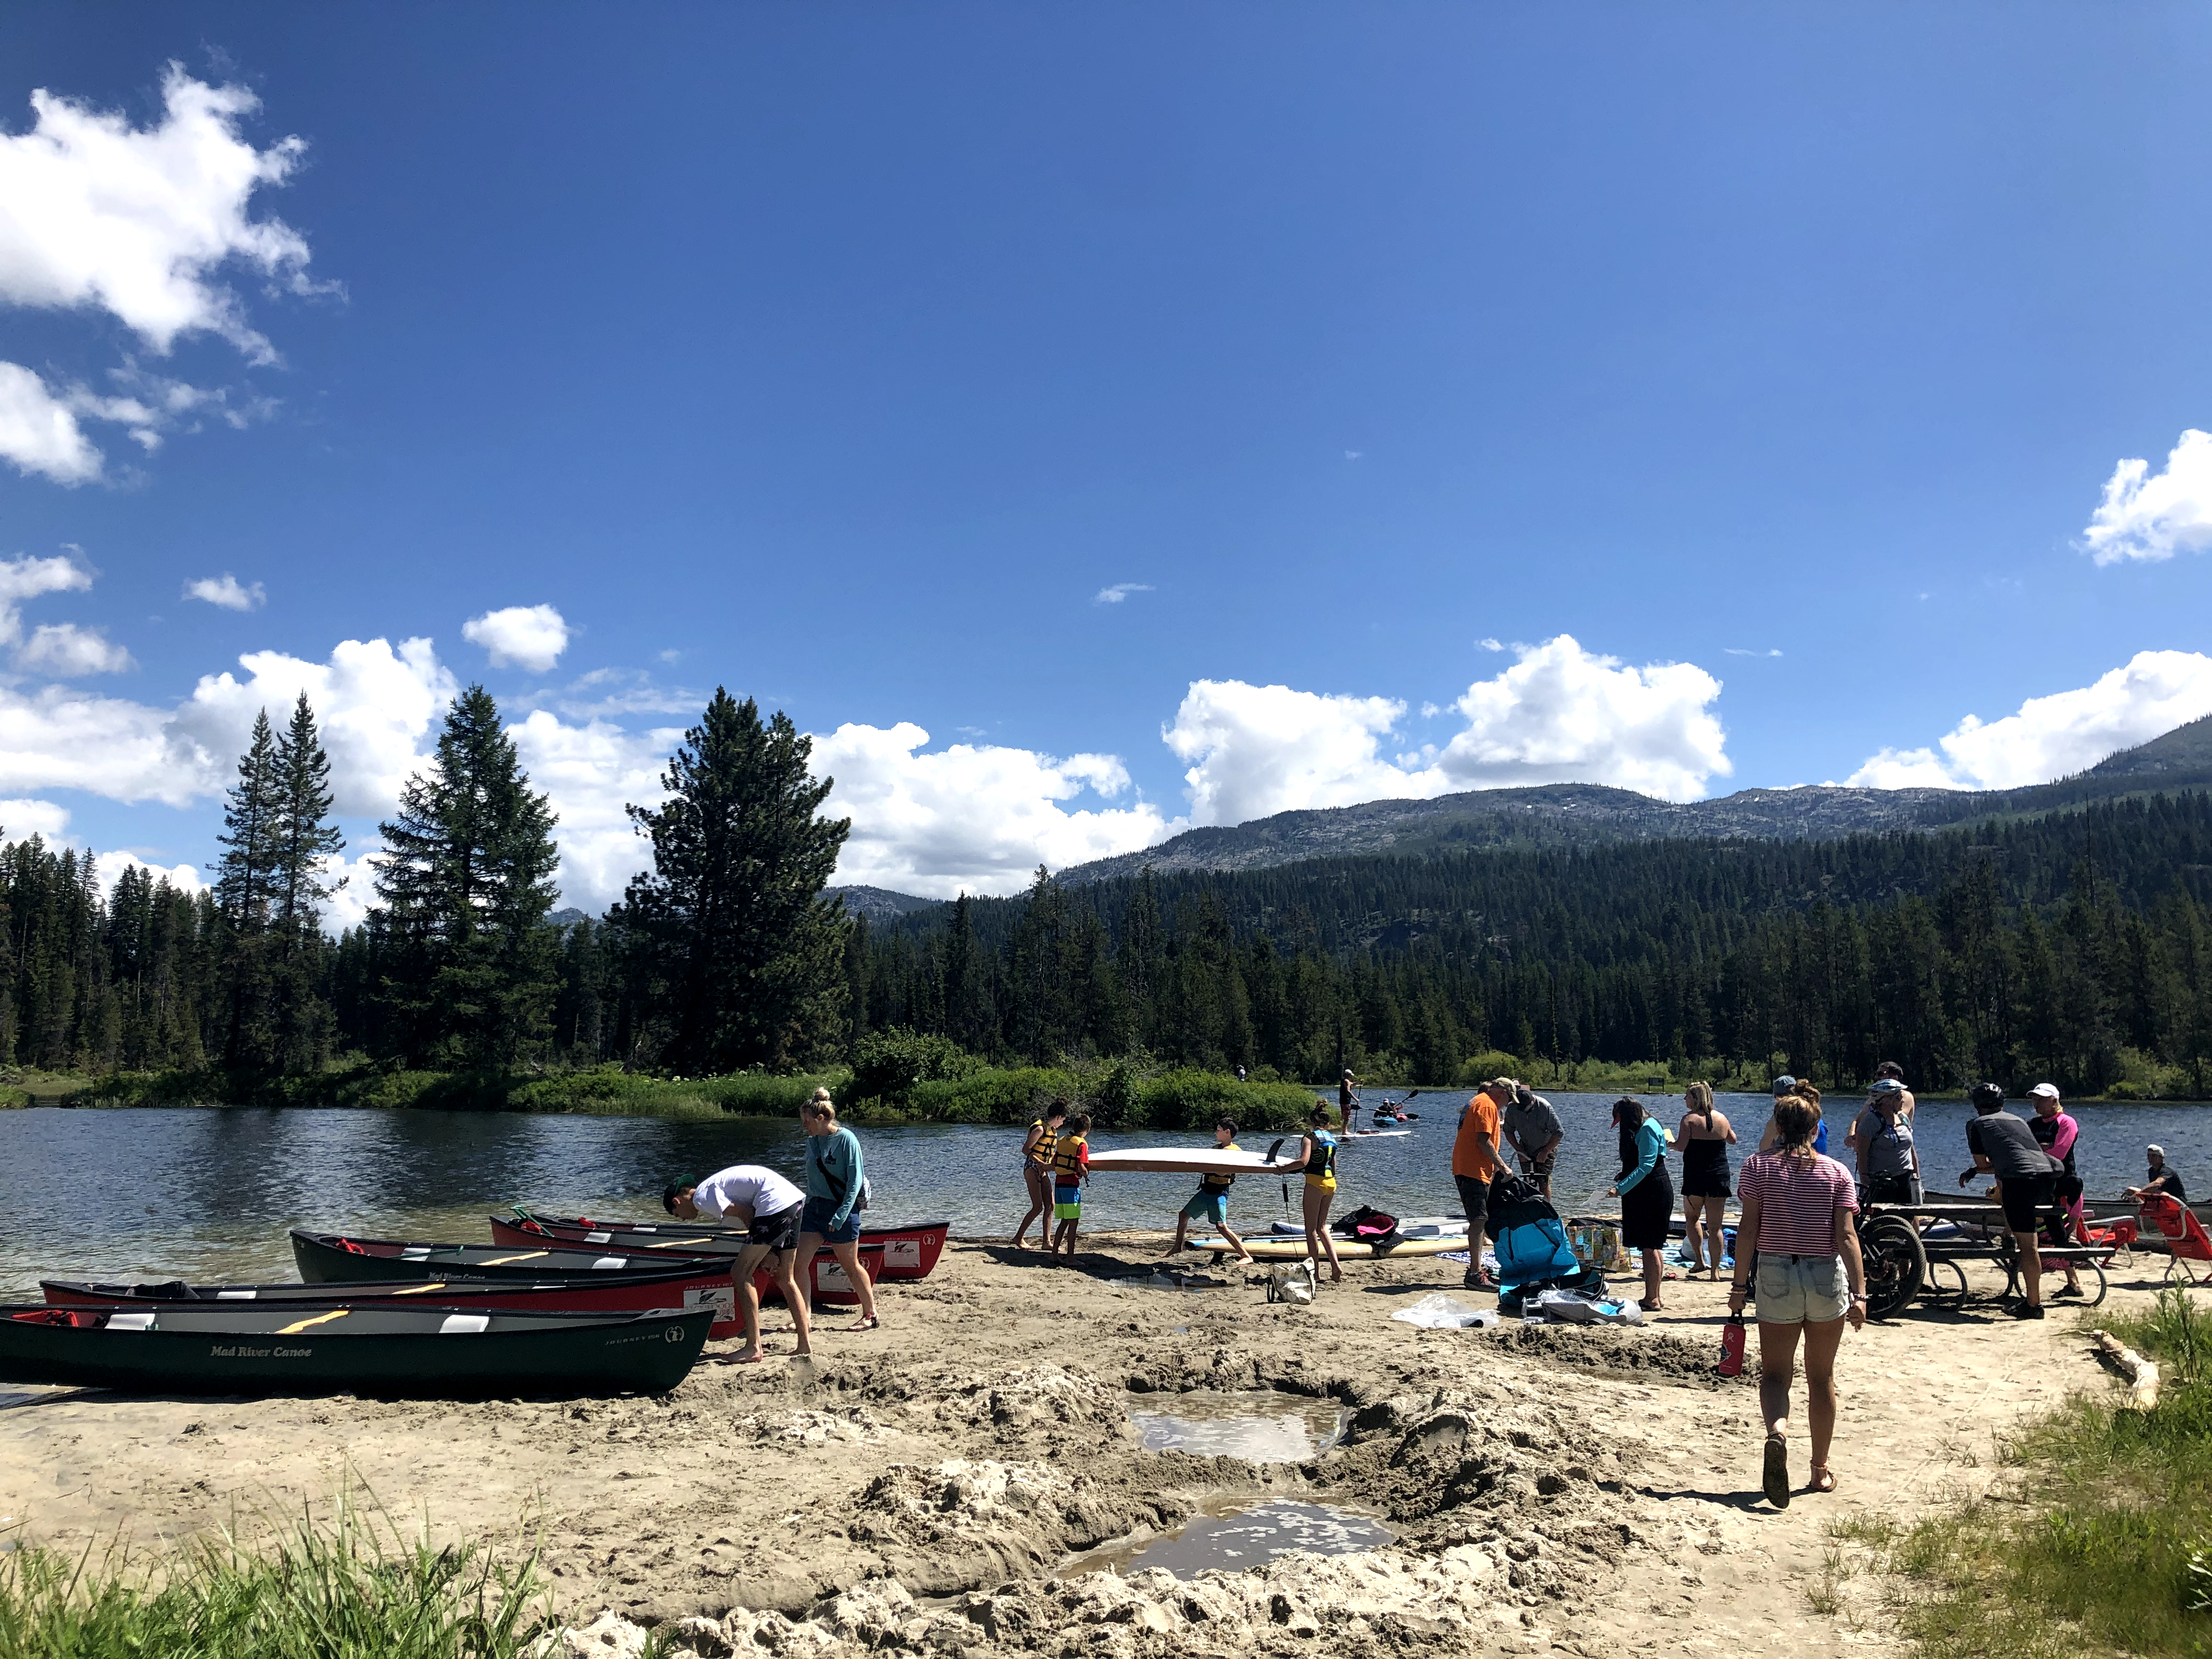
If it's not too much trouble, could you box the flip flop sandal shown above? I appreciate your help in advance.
[1810,1465,1837,1494]
[1763,1435,1791,1509]
[849,1316,882,1332]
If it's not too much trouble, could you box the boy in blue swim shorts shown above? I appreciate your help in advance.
[1164,1118,1254,1261]
[1048,1114,1092,1261]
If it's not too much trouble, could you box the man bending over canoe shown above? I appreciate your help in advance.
[663,1164,811,1364]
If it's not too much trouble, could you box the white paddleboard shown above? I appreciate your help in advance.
[1084,1147,1294,1176]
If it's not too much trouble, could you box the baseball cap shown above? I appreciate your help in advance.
[1867,1079,1903,1095]
[2028,1082,2060,1100]
[2149,1144,2166,1158]
[1771,1075,1797,1096]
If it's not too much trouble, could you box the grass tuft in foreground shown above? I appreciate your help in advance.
[0,1506,546,1659]
[1831,1291,2212,1659]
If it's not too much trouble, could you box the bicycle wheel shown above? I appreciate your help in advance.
[1860,1215,1926,1321]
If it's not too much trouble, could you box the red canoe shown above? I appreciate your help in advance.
[43,1267,744,1341]
[495,1211,949,1281]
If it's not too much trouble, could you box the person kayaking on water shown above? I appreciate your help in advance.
[1163,1116,1255,1261]
[663,1163,810,1363]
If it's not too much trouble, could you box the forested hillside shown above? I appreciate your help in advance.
[853,793,2212,1098]
[7,689,2211,1104]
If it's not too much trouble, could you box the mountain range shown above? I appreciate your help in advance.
[829,712,2212,915]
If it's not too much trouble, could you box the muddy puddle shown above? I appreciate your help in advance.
[1063,1497,1392,1580]
[1126,1389,1344,1462]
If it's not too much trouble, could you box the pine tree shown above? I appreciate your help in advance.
[269,693,345,1072]
[214,710,282,1068]
[616,690,851,1072]
[371,686,561,1069]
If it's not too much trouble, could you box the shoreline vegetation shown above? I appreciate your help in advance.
[7,1049,2201,1122]
[1827,1291,2212,1658]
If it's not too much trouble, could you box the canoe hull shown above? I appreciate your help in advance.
[43,1272,741,1340]
[497,1214,949,1280]
[1,1305,713,1396]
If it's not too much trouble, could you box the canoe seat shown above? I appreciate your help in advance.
[438,1314,491,1334]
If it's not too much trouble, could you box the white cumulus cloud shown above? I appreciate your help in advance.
[1846,649,2212,790]
[0,363,103,483]
[1164,681,1416,826]
[0,64,314,359]
[464,603,569,673]
[506,710,676,913]
[1164,635,1731,824]
[0,65,317,483]
[0,551,92,642]
[2083,430,2212,566]
[1427,634,1729,801]
[184,573,264,611]
[811,723,1173,898]
[0,796,70,840]
[92,849,206,899]
[15,622,133,676]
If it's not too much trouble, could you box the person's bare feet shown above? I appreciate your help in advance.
[735,1348,770,1364]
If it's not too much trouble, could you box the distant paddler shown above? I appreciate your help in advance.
[1163,1116,1255,1262]
[1011,1099,1070,1250]
[663,1164,811,1364]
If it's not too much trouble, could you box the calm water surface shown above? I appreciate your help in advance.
[2,1091,2204,1295]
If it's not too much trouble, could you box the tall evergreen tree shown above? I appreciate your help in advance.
[214,710,282,1067]
[267,693,345,1071]
[370,686,561,1068]
[615,690,851,1071]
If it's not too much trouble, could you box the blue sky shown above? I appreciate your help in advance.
[3,5,2212,907]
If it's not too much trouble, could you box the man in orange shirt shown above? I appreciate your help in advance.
[1453,1078,1506,1293]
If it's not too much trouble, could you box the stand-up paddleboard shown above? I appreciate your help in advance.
[1190,1234,1474,1261]
[1087,1130,1413,1177]
[1085,1146,1293,1177]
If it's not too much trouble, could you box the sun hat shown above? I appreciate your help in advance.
[2028,1082,2061,1099]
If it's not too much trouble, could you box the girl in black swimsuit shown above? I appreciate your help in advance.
[1677,1081,1737,1280]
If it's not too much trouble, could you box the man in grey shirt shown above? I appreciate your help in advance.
[1503,1084,1564,1197]
[1957,1082,2062,1321]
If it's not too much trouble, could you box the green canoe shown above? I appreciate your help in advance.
[1,1302,714,1396]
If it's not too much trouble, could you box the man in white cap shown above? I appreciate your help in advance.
[2128,1146,2187,1206]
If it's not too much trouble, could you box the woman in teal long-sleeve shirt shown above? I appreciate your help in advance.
[1611,1097,1675,1312]
[798,1088,880,1330]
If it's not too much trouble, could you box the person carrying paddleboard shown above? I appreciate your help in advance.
[663,1164,810,1363]
[1011,1099,1069,1250]
[1048,1113,1093,1262]
[1163,1116,1255,1261]
[1279,1101,1346,1284]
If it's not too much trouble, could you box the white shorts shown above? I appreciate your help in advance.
[1755,1254,1847,1323]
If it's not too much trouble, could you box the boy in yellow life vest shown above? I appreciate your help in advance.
[1048,1113,1092,1262]
[1164,1116,1254,1261]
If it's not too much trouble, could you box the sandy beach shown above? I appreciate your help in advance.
[0,1232,2144,1657]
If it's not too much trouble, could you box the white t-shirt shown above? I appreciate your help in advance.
[692,1165,804,1222]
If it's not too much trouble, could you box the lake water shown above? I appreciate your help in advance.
[1,1090,2204,1295]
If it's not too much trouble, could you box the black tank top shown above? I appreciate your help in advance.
[1680,1114,1730,1181]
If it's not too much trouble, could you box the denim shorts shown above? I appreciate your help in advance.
[800,1195,861,1244]
[1754,1253,1848,1323]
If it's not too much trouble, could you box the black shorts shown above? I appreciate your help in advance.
[1863,1173,1922,1207]
[748,1204,803,1252]
[1998,1176,2055,1234]
[1454,1173,1492,1239]
[1517,1154,1556,1180]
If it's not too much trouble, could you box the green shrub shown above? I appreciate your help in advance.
[1131,1068,1312,1132]
[1454,1051,1527,1088]
[848,1028,982,1103]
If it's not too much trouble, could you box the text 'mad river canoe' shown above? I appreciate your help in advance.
[43,1269,742,1340]
[497,1210,950,1280]
[0,1304,714,1396]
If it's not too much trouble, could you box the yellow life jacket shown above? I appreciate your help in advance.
[1201,1142,1242,1191]
[1028,1119,1060,1167]
[1051,1134,1088,1183]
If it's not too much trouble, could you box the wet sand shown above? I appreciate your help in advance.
[0,1231,2148,1657]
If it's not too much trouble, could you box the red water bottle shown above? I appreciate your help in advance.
[1718,1313,1746,1378]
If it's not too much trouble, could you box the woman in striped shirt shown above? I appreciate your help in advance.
[1728,1092,1867,1508]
